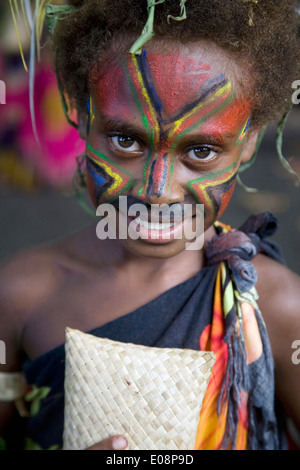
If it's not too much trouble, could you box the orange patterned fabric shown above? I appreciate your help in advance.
[194,265,249,449]
[194,214,283,449]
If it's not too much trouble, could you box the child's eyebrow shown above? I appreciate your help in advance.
[100,115,147,139]
[176,129,238,146]
[203,131,237,142]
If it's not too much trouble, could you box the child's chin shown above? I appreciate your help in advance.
[118,236,194,259]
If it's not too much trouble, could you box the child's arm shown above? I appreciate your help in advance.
[0,250,52,445]
[254,254,300,433]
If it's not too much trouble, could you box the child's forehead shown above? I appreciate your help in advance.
[91,40,249,98]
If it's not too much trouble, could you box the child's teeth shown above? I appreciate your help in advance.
[135,217,174,230]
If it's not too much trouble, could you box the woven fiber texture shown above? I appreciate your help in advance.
[63,328,215,450]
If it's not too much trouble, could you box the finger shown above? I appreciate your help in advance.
[87,435,128,450]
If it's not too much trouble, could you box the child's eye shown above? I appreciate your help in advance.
[110,135,141,152]
[186,146,217,161]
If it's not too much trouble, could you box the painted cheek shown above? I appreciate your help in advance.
[86,160,100,207]
[212,178,237,219]
[186,160,240,224]
[182,99,250,223]
[86,146,135,205]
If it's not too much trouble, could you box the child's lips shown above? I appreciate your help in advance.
[126,213,195,243]
[134,216,176,231]
[115,199,198,244]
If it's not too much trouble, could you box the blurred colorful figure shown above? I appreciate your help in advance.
[0,4,84,190]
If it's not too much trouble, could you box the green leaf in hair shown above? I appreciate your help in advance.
[130,0,187,55]
[240,0,259,27]
[238,125,267,174]
[236,174,258,193]
[276,106,300,187]
[130,0,166,55]
[236,123,267,193]
[167,0,187,23]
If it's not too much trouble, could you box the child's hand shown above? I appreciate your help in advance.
[86,435,128,450]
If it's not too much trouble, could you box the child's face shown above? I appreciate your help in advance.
[83,42,256,258]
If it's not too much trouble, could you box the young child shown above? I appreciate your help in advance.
[0,0,300,450]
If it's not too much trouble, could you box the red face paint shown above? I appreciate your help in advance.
[127,50,211,118]
[87,46,253,257]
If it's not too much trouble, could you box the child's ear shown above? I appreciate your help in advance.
[78,112,89,140]
[240,128,262,164]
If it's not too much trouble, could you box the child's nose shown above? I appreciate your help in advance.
[132,153,185,204]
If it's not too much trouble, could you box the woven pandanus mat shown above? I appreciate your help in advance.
[63,328,215,450]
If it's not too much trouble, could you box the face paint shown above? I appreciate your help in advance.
[123,51,237,200]
[86,141,135,206]
[186,157,241,227]
[236,119,251,145]
[86,45,252,255]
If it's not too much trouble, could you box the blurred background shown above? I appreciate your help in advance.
[0,2,299,275]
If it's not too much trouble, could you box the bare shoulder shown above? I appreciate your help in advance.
[0,241,72,369]
[252,253,300,358]
[253,253,300,430]
[0,245,62,317]
[0,224,95,320]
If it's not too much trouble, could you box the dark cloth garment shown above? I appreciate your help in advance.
[23,265,217,450]
[21,212,286,450]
